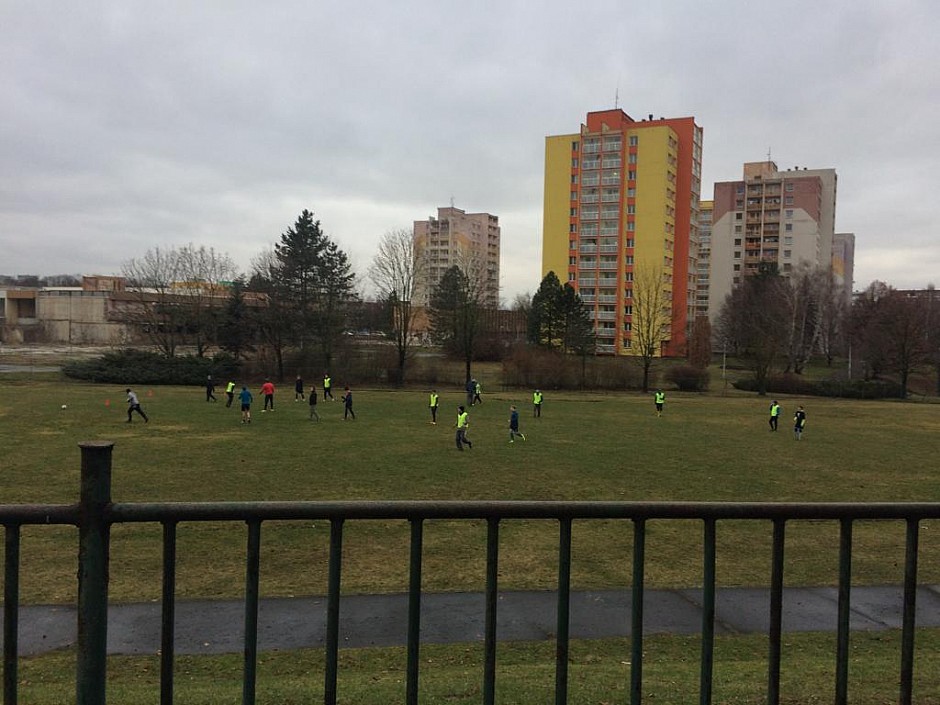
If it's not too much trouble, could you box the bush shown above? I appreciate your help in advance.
[501,346,643,391]
[63,350,239,385]
[732,374,905,399]
[664,365,710,392]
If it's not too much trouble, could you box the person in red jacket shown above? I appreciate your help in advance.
[260,379,276,412]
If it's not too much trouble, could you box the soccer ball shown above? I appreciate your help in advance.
[61,404,68,409]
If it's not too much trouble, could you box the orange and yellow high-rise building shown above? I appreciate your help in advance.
[542,109,703,355]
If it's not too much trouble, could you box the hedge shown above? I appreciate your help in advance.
[732,374,905,399]
[62,350,240,386]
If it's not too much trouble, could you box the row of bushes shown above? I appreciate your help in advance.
[732,374,905,399]
[63,350,240,385]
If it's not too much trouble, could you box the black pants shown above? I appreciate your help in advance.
[127,405,148,422]
[265,394,274,410]
[430,406,438,423]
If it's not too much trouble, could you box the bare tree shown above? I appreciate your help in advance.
[781,264,825,374]
[176,244,238,357]
[248,248,294,381]
[368,229,425,384]
[121,247,187,357]
[631,266,673,392]
[687,316,712,369]
[716,269,789,395]
[817,269,848,367]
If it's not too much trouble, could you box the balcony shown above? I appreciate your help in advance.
[582,159,600,170]
[596,344,616,354]
[598,261,619,270]
[578,261,597,270]
[581,175,600,187]
[577,278,597,287]
[596,311,616,321]
[598,295,617,304]
[580,194,599,204]
[579,245,598,253]
[580,294,596,303]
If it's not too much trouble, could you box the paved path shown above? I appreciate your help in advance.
[9,585,940,656]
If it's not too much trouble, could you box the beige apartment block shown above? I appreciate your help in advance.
[708,161,837,322]
[413,206,500,308]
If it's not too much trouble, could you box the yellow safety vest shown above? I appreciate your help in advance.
[430,393,439,407]
[457,412,469,429]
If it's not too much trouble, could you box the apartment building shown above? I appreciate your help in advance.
[708,161,837,322]
[413,206,500,308]
[696,200,713,318]
[832,232,856,305]
[542,108,703,355]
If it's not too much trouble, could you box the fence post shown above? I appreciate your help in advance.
[77,441,114,705]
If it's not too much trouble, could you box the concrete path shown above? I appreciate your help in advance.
[8,585,940,656]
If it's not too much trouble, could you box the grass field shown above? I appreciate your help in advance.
[2,375,940,702]
[2,377,939,603]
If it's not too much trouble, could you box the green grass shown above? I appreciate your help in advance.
[13,631,940,704]
[3,376,940,702]
[2,378,940,602]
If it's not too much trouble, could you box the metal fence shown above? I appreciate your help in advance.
[3,441,940,705]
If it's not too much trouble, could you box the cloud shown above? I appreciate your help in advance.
[2,0,939,299]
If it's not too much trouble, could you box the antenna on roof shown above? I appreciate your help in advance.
[450,195,455,209]
[614,75,620,109]
[767,147,772,163]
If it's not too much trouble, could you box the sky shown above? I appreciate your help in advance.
[2,0,939,302]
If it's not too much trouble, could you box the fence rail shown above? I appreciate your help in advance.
[2,442,939,705]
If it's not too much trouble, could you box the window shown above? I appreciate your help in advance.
[734,238,742,246]
[568,272,576,281]
[570,208,577,216]
[628,170,637,180]
[627,204,636,214]
[629,135,638,146]
[785,183,794,192]
[783,250,791,258]
[785,195,794,205]
[569,240,576,249]
[733,264,741,271]
[785,223,793,231]
[627,188,636,197]
[736,184,745,194]
[569,224,577,233]
[624,272,634,282]
[734,225,742,233]
[572,158,579,168]
[571,174,578,184]
[785,209,793,218]
[624,306,633,315]
[570,191,577,201]
[735,213,743,220]
[623,322,632,331]
[625,239,634,247]
[572,141,579,151]
[784,236,793,245]
[628,153,637,164]
[625,256,634,264]
[569,257,577,265]
[734,250,741,259]
[627,222,635,231]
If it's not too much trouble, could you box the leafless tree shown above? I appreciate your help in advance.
[121,247,187,357]
[368,229,425,384]
[631,266,673,392]
[817,269,848,367]
[176,244,238,356]
[716,270,789,395]
[781,263,825,374]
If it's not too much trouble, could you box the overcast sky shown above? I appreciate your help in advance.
[2,1,938,301]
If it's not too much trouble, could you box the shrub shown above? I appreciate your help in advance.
[732,375,905,399]
[664,365,710,392]
[63,350,239,385]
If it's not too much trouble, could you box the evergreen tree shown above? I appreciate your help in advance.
[528,271,565,348]
[429,265,483,382]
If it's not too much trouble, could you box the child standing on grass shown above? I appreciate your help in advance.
[794,406,806,440]
[509,405,526,443]
[309,385,320,421]
[239,386,253,424]
[343,386,356,420]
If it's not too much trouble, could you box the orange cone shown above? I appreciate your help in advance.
[105,399,111,408]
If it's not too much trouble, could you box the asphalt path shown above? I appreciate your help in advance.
[7,585,940,656]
